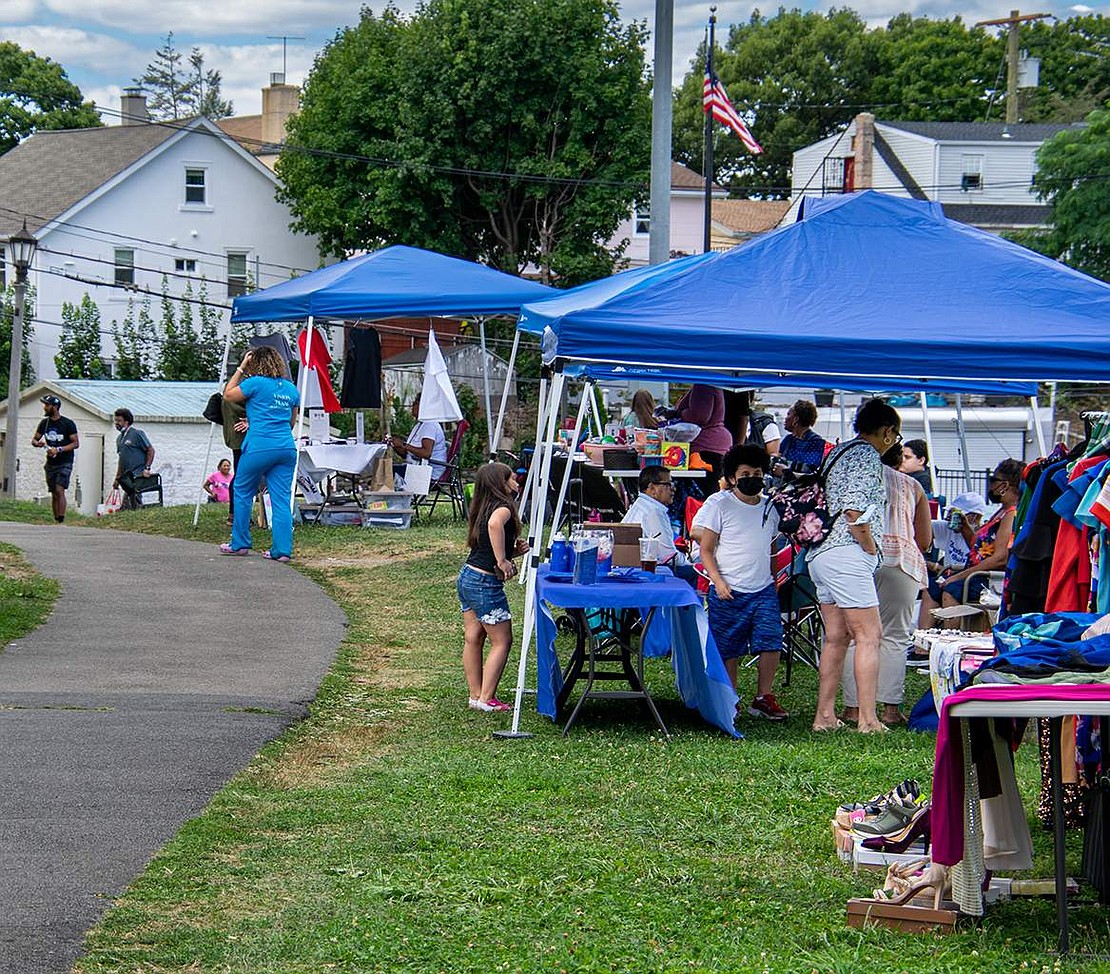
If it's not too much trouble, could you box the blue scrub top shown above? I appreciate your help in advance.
[239,375,300,449]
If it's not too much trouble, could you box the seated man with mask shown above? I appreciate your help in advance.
[622,466,697,587]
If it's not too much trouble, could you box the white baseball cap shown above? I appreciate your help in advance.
[949,492,989,517]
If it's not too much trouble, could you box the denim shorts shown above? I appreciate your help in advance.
[457,564,512,625]
[708,582,783,660]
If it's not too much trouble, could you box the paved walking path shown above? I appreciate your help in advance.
[0,524,347,974]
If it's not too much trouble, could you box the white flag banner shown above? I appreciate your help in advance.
[418,329,464,423]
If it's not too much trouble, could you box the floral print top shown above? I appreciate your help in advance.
[821,439,886,552]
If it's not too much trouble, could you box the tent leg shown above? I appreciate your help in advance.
[517,374,549,518]
[954,393,972,492]
[1030,395,1047,457]
[292,316,315,516]
[919,391,938,499]
[501,370,565,740]
[193,316,237,528]
[586,383,604,439]
[491,329,520,461]
[479,318,494,455]
[550,381,593,537]
[838,391,847,443]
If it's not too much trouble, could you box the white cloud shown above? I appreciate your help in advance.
[0,1,39,23]
[0,24,139,73]
[41,0,377,36]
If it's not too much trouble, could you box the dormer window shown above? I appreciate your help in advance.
[184,167,207,205]
[961,155,983,192]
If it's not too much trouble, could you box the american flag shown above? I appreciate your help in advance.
[703,70,762,155]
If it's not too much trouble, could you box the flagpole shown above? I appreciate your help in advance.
[703,9,716,254]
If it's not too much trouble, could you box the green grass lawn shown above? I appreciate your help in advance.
[0,540,59,652]
[3,500,1109,971]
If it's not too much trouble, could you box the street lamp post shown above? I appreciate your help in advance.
[3,221,38,498]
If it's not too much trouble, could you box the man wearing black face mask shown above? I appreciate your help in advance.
[692,445,788,722]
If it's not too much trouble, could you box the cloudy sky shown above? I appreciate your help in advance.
[0,1,1101,122]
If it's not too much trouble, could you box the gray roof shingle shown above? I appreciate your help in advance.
[878,120,1082,143]
[0,124,178,238]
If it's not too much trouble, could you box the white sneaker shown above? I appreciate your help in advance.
[468,698,495,712]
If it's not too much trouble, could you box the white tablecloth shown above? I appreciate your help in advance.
[298,442,386,480]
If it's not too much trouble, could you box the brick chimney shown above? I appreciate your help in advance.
[120,87,149,126]
[852,113,875,190]
[261,74,299,147]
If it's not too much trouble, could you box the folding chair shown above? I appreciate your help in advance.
[130,473,163,507]
[775,541,823,687]
[681,496,710,597]
[417,419,469,521]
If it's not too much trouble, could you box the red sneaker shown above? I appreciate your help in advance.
[748,693,788,721]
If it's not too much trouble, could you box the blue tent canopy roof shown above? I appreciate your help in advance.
[231,245,556,323]
[538,192,1110,386]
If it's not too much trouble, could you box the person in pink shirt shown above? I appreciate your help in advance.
[203,458,233,504]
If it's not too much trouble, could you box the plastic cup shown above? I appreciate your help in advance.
[639,537,659,574]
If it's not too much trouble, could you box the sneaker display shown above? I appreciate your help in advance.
[748,693,788,721]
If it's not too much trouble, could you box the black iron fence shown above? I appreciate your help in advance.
[933,467,992,504]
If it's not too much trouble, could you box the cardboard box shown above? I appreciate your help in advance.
[661,442,690,470]
[592,522,642,568]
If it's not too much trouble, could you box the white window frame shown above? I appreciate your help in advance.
[961,154,984,192]
[114,248,135,286]
[181,164,212,210]
[634,204,650,236]
[226,250,250,297]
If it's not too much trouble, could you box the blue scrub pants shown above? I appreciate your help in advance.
[230,444,297,558]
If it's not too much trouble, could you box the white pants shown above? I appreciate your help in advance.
[842,564,922,707]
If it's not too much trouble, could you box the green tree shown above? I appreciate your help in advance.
[278,0,650,283]
[673,8,881,196]
[1020,14,1110,123]
[135,33,232,121]
[0,282,35,399]
[111,298,147,380]
[1024,106,1110,281]
[0,42,101,155]
[54,293,106,378]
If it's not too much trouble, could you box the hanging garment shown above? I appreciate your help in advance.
[297,327,341,413]
[340,327,382,408]
[1007,458,1069,614]
[1046,456,1109,613]
[249,332,296,380]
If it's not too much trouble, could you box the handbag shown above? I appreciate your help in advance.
[202,392,224,426]
[97,487,124,517]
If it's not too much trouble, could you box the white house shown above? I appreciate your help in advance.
[0,380,224,513]
[610,162,729,264]
[0,91,321,381]
[787,114,1082,231]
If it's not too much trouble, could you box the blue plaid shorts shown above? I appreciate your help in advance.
[707,582,783,660]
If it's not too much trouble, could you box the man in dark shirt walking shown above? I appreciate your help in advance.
[31,394,79,523]
[112,408,155,510]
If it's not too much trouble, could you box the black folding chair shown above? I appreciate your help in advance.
[775,543,822,687]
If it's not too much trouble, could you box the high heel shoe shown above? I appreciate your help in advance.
[860,802,931,852]
[868,862,950,909]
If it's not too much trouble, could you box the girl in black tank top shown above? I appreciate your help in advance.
[457,462,528,712]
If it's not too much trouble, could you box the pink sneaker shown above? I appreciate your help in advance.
[486,697,512,712]
[748,693,789,721]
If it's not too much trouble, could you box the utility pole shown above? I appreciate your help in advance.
[649,0,674,265]
[975,10,1052,124]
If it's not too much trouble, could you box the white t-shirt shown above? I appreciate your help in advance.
[931,520,971,570]
[407,420,448,479]
[691,491,780,592]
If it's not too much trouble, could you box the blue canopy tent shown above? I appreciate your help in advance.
[503,192,1110,737]
[229,244,556,454]
[540,192,1110,387]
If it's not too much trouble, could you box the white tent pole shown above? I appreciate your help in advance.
[838,391,847,442]
[505,370,565,738]
[294,316,314,445]
[1030,395,1047,457]
[919,391,938,500]
[524,371,565,578]
[550,381,593,538]
[478,317,494,455]
[586,383,604,438]
[193,315,238,528]
[954,393,972,492]
[517,373,552,517]
[491,328,520,460]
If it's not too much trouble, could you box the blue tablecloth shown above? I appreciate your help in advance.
[534,564,739,736]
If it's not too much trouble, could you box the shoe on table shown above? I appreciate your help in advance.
[748,693,788,721]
